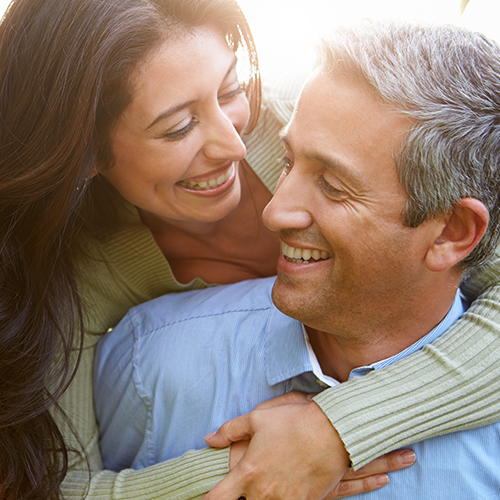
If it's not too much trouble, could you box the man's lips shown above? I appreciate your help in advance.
[281,241,330,264]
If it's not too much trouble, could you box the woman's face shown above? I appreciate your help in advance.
[98,26,251,226]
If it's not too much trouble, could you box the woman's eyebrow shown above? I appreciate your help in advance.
[146,100,197,131]
[146,56,238,131]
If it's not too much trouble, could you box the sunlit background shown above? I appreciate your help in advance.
[0,0,498,77]
[237,0,500,77]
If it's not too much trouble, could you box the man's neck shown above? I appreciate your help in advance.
[306,286,460,382]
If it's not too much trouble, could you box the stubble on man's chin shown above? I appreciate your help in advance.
[271,275,341,332]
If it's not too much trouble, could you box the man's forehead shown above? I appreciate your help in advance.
[287,70,412,154]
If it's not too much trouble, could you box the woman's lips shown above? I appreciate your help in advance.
[177,164,234,191]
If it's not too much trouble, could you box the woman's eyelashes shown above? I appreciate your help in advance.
[160,86,243,142]
[162,118,198,141]
[218,85,244,102]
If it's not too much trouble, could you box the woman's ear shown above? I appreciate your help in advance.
[90,166,99,178]
[425,198,489,272]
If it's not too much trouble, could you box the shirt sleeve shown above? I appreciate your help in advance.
[60,348,230,500]
[94,319,149,472]
[313,246,500,469]
[60,331,229,500]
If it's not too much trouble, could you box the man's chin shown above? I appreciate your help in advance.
[271,278,307,321]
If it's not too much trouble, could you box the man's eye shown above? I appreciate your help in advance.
[278,156,293,174]
[319,176,344,198]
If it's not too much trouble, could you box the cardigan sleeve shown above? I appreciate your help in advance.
[314,246,500,469]
[60,448,229,500]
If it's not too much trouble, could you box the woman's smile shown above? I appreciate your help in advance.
[176,163,236,195]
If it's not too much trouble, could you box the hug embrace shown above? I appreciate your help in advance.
[1,0,500,499]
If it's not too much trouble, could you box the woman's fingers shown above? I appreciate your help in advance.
[342,449,416,479]
[326,450,416,499]
[204,413,253,448]
[204,396,416,500]
[204,401,349,500]
[326,473,389,499]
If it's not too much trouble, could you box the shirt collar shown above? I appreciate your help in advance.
[265,306,313,386]
[265,288,466,387]
[348,288,466,378]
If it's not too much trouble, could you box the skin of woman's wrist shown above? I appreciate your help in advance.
[227,421,350,472]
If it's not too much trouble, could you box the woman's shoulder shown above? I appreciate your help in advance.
[75,202,207,336]
[244,70,309,193]
[261,70,310,124]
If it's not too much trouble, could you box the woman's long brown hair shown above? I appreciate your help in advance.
[0,0,260,497]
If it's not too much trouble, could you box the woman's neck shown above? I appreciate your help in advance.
[140,161,280,285]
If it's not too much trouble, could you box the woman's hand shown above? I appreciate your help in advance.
[204,392,415,500]
[326,449,415,499]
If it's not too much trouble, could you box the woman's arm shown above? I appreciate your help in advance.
[60,448,229,500]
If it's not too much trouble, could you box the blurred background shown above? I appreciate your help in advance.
[236,0,500,77]
[0,0,497,78]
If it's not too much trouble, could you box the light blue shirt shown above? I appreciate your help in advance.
[95,277,500,499]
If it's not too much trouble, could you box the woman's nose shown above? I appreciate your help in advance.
[203,101,248,161]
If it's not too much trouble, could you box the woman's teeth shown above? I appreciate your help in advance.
[282,242,330,264]
[178,165,233,190]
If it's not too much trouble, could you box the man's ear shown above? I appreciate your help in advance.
[425,198,489,272]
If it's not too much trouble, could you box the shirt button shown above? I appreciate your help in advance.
[316,379,329,387]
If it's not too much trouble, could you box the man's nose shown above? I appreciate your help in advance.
[262,167,314,231]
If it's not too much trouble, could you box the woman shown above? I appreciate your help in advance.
[0,0,499,499]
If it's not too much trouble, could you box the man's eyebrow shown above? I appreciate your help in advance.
[145,56,239,131]
[280,133,365,190]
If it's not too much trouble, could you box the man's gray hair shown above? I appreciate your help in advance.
[318,20,500,270]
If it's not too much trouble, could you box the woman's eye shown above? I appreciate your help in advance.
[161,118,197,141]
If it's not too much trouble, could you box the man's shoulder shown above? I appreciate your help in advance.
[95,277,279,386]
[100,276,276,347]
[129,276,276,329]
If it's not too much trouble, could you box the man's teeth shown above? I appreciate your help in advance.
[178,165,233,190]
[282,242,330,263]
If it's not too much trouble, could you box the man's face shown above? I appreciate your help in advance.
[263,71,440,337]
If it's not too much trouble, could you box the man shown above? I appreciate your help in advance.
[94,21,500,499]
